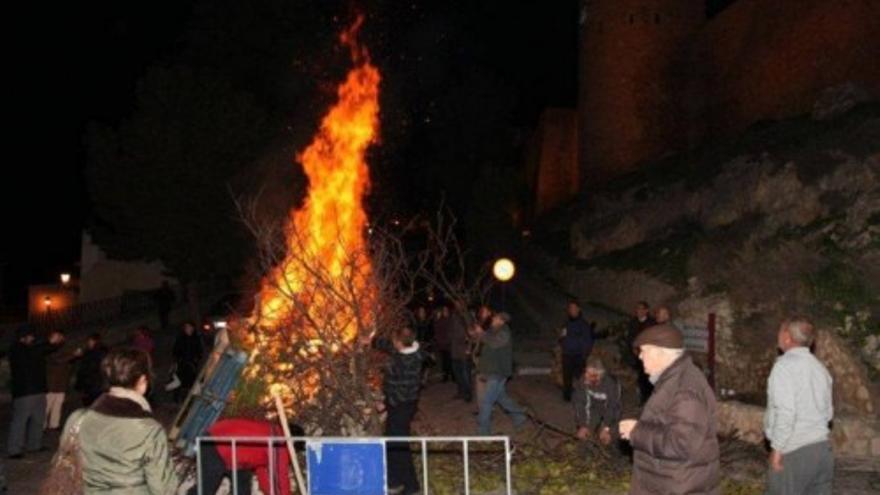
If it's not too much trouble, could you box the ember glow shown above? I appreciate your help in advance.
[244,16,380,406]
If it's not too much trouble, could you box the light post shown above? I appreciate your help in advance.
[60,273,71,285]
[44,295,53,317]
[492,258,516,310]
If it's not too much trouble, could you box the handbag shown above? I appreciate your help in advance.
[40,412,87,495]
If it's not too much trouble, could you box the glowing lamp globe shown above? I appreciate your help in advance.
[492,258,516,282]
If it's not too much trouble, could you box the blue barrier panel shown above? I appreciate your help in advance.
[176,349,248,456]
[307,441,386,495]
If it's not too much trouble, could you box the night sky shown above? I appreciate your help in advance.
[4,1,743,309]
[2,1,578,309]
[4,1,195,307]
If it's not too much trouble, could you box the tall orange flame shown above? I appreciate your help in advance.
[245,17,379,401]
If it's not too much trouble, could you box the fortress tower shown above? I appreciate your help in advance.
[578,0,705,185]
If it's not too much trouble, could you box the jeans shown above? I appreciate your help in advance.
[385,401,419,493]
[477,375,526,435]
[451,359,472,400]
[7,394,47,455]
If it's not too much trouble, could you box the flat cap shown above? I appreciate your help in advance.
[633,324,683,350]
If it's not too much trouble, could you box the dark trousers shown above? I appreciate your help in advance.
[159,309,170,330]
[451,358,472,400]
[561,353,586,401]
[767,441,834,495]
[635,360,653,405]
[385,401,419,493]
[175,361,199,402]
[7,395,46,456]
[189,443,253,495]
[438,350,453,381]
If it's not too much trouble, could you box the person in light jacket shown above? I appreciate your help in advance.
[61,348,178,494]
[764,317,833,495]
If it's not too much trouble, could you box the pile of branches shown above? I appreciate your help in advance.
[234,197,491,436]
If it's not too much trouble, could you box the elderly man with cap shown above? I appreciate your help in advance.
[573,356,621,447]
[619,324,720,494]
[470,311,527,435]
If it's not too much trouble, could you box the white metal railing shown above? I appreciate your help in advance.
[195,436,513,495]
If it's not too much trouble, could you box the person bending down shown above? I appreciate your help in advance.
[190,418,304,495]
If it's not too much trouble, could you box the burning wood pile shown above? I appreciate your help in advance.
[229,17,397,435]
[225,15,490,438]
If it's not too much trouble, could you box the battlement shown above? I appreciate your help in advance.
[575,0,880,187]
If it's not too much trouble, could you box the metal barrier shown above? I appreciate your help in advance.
[195,435,513,495]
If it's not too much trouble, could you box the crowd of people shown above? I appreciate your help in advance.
[2,316,217,472]
[367,299,835,495]
[1,293,836,495]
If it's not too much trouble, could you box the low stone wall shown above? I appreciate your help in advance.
[677,295,877,416]
[814,330,876,416]
[717,400,880,458]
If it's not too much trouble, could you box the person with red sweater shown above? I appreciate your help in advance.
[189,418,304,495]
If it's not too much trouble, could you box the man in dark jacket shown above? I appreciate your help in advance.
[45,348,74,430]
[573,356,621,447]
[625,301,656,405]
[7,325,64,458]
[173,322,205,402]
[559,300,594,401]
[370,326,424,495]
[155,281,175,330]
[619,324,720,495]
[472,312,527,435]
[75,333,108,407]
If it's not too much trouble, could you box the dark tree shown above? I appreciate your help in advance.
[86,65,270,317]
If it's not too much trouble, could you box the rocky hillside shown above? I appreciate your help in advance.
[529,102,879,417]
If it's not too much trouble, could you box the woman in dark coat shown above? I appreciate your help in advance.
[172,322,204,402]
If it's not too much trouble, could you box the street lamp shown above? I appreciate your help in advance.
[492,258,516,310]
[44,296,53,312]
[60,273,71,285]
[492,258,516,282]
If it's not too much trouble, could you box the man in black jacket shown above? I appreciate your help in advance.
[559,300,594,401]
[74,333,108,407]
[625,301,656,405]
[573,356,621,447]
[7,325,64,458]
[369,326,424,495]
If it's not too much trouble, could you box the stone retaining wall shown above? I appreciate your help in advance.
[717,400,880,458]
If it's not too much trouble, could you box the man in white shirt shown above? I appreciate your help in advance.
[764,317,834,494]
